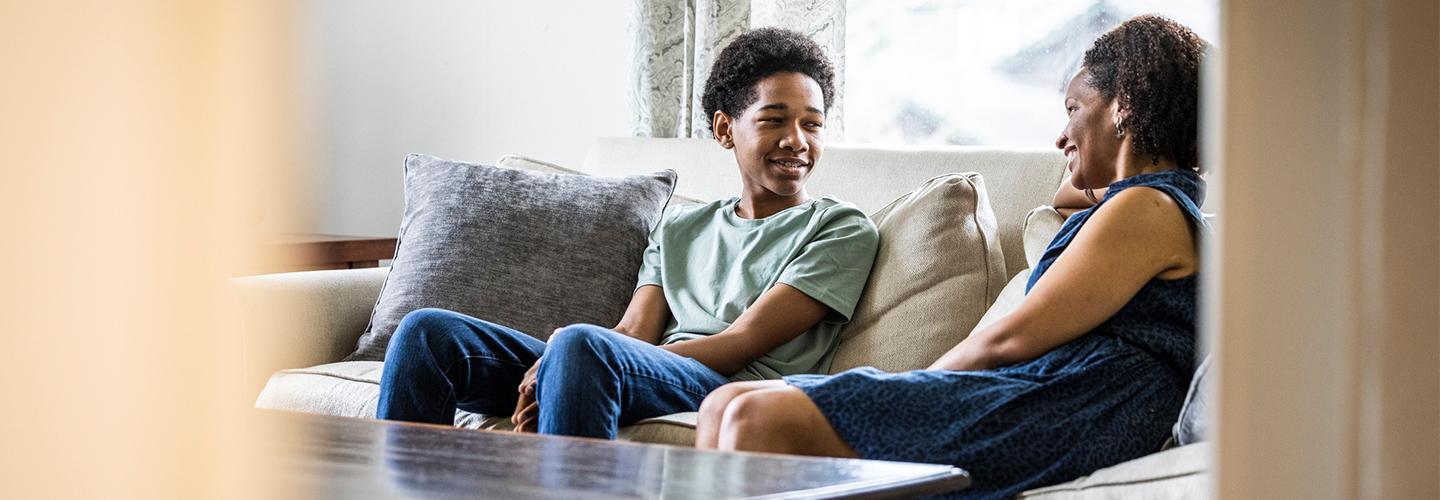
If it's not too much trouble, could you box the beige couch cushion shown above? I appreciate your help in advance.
[254,361,698,445]
[972,268,1031,334]
[1017,443,1211,499]
[830,173,1006,373]
[1024,206,1066,269]
[966,206,1060,361]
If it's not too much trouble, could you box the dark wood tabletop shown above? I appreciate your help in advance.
[263,233,398,274]
[260,410,969,499]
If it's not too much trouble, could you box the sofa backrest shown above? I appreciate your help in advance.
[582,137,1067,279]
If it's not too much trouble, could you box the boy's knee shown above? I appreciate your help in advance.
[396,308,461,335]
[388,308,476,360]
[546,324,619,358]
[538,325,625,382]
[391,308,452,347]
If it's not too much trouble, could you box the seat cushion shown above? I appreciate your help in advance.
[830,173,1006,373]
[347,153,675,361]
[1016,443,1211,499]
[254,361,698,444]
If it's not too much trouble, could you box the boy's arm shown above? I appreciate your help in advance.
[612,285,670,344]
[659,283,828,376]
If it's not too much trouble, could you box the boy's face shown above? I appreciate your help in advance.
[714,71,826,201]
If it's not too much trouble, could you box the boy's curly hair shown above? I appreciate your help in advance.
[702,27,835,133]
[1084,15,1210,172]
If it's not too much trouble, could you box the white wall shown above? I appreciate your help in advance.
[295,1,634,237]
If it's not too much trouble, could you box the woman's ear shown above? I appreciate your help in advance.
[712,111,735,149]
[1109,100,1126,136]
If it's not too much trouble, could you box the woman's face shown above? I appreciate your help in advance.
[1056,68,1124,190]
[715,71,826,201]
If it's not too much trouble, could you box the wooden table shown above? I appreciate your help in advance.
[260,411,969,499]
[265,233,398,273]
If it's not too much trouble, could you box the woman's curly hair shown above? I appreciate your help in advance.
[702,27,835,133]
[1083,15,1210,172]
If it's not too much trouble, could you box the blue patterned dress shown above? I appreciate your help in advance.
[785,170,1208,499]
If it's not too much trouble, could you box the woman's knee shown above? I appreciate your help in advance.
[720,388,855,457]
[720,390,796,448]
[700,383,747,419]
[702,382,782,415]
[721,387,847,456]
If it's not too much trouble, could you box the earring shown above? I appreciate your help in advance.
[1115,122,1125,139]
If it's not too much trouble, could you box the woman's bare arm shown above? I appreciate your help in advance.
[1052,177,1106,217]
[661,283,829,376]
[929,187,1197,371]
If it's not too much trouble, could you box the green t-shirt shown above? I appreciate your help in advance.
[635,196,879,381]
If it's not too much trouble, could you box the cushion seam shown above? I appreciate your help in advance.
[1023,468,1207,495]
[277,370,381,386]
[964,174,1003,304]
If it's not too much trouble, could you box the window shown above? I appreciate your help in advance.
[845,0,1219,146]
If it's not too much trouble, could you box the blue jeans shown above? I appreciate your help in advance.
[376,308,731,439]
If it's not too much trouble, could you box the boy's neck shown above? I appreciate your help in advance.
[736,192,810,219]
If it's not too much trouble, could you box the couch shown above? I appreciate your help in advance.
[242,137,1210,498]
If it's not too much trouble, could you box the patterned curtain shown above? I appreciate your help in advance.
[630,0,847,139]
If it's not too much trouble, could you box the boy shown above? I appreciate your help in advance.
[376,27,878,439]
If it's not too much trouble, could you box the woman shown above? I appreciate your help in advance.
[695,15,1209,499]
[375,27,879,440]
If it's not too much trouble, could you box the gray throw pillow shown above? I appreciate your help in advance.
[1173,355,1212,445]
[346,153,676,361]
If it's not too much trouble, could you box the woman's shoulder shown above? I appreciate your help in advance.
[1084,186,1197,261]
[1095,186,1189,229]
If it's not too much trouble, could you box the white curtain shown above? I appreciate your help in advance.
[630,0,847,139]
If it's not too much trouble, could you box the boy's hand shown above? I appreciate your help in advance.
[511,360,541,432]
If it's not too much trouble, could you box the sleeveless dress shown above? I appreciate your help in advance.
[785,170,1209,500]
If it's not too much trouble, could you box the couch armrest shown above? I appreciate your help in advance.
[231,267,388,395]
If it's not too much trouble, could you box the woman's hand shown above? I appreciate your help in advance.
[511,360,541,432]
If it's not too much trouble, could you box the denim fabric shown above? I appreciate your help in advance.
[377,308,729,439]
